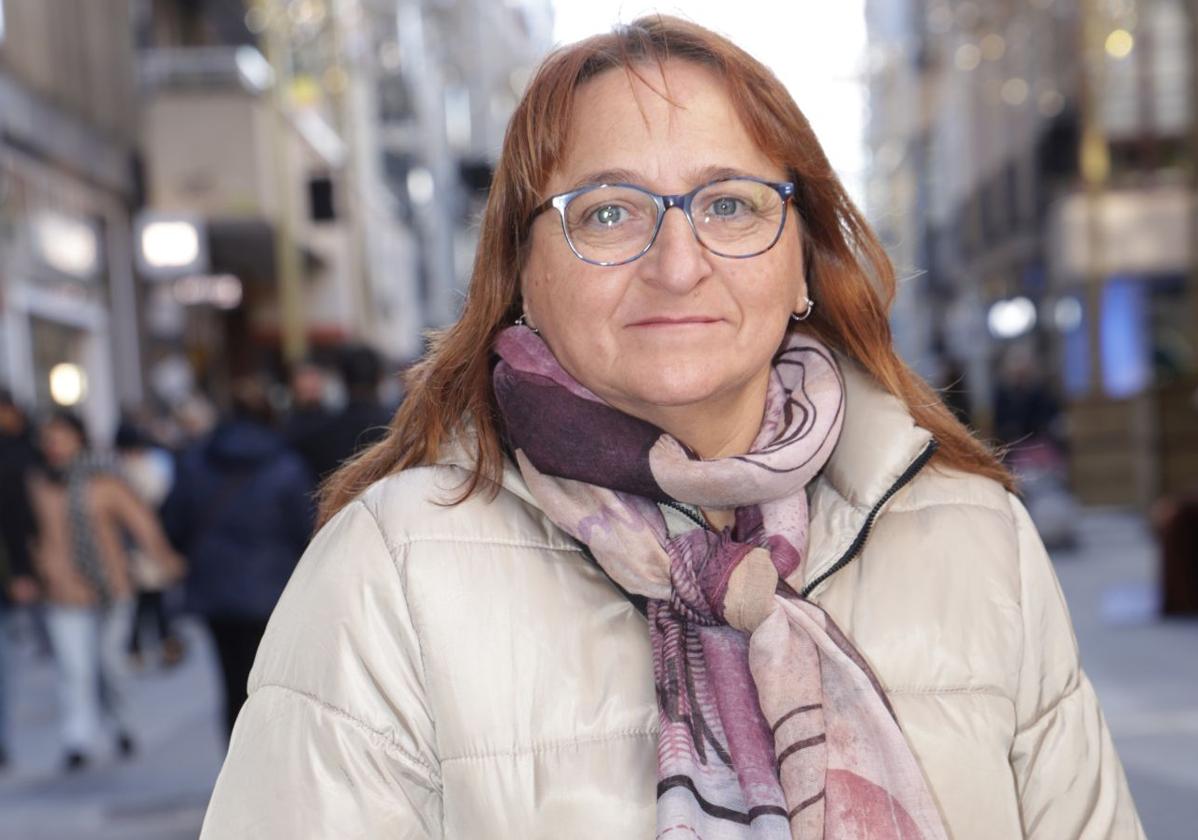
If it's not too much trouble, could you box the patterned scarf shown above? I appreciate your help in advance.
[65,453,118,605]
[493,326,948,839]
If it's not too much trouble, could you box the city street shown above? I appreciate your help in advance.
[1052,510,1198,840]
[0,508,1195,839]
[0,617,224,840]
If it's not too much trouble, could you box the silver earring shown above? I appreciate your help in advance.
[791,297,815,322]
[515,313,540,334]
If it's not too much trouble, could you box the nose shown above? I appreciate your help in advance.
[639,206,712,293]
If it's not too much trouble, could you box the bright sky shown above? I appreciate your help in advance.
[549,1,868,204]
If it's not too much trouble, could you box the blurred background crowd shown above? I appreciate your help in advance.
[0,0,1195,838]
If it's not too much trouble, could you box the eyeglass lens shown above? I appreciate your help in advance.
[563,179,785,264]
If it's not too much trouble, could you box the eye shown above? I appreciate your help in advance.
[585,204,629,227]
[709,196,745,217]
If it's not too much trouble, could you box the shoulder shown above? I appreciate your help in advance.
[273,461,581,629]
[813,460,1024,591]
[887,466,1058,610]
[822,463,1063,692]
[877,464,1023,577]
[265,463,583,638]
[889,462,1014,521]
[352,462,579,554]
[91,472,141,508]
[26,470,60,508]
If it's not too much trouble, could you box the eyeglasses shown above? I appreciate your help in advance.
[530,176,796,267]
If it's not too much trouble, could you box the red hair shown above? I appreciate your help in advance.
[317,15,1010,528]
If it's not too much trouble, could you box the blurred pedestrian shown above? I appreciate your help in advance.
[0,392,41,770]
[1153,489,1198,615]
[993,344,1078,549]
[0,392,39,597]
[282,358,334,480]
[293,345,392,482]
[162,377,314,739]
[115,420,186,669]
[993,342,1061,449]
[28,411,184,772]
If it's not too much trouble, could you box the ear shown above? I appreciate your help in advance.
[792,275,810,318]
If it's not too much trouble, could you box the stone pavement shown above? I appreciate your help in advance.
[0,617,223,840]
[1052,510,1198,840]
[0,508,1194,839]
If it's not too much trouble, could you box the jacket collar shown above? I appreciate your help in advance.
[796,355,936,596]
[820,354,933,511]
[434,426,543,510]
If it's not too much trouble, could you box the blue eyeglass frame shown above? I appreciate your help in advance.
[528,176,797,267]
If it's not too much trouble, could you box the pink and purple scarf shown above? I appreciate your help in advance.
[493,325,948,839]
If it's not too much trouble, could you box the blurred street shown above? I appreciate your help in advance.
[1054,510,1198,840]
[0,617,223,840]
[0,507,1192,840]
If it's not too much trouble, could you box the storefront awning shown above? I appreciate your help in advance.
[207,218,324,285]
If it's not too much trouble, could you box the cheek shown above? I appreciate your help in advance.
[734,249,805,325]
[522,239,624,336]
[521,230,581,325]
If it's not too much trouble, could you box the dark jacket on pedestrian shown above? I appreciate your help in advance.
[284,399,392,482]
[163,419,314,620]
[0,427,39,593]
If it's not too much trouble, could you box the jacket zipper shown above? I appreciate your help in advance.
[799,438,939,598]
[659,499,711,531]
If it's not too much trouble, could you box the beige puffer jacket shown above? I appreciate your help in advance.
[201,358,1144,839]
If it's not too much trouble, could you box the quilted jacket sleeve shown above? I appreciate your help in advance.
[1006,495,1144,839]
[200,500,442,839]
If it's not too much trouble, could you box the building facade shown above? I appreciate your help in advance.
[0,0,143,442]
[865,0,1198,506]
[134,0,553,394]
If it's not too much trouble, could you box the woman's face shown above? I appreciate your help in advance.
[41,419,84,469]
[521,60,806,446]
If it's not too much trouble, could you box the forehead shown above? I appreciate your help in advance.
[550,59,782,192]
[43,420,77,437]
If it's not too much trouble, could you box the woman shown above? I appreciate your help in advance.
[202,18,1143,839]
[29,411,183,771]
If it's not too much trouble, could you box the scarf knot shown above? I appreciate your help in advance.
[669,529,780,633]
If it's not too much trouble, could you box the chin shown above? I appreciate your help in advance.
[612,366,735,411]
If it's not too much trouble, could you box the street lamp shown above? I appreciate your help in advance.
[48,363,87,407]
[135,214,208,278]
[987,297,1038,339]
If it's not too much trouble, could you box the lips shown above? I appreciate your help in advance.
[627,316,722,327]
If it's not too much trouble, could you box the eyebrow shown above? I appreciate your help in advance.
[566,165,762,192]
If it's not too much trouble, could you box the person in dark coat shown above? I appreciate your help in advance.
[0,392,39,598]
[992,344,1061,449]
[287,345,393,482]
[0,392,39,770]
[162,377,314,739]
[281,358,333,475]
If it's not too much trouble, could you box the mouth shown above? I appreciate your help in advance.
[627,316,723,328]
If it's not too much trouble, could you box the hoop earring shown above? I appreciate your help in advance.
[515,313,540,334]
[791,297,815,322]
